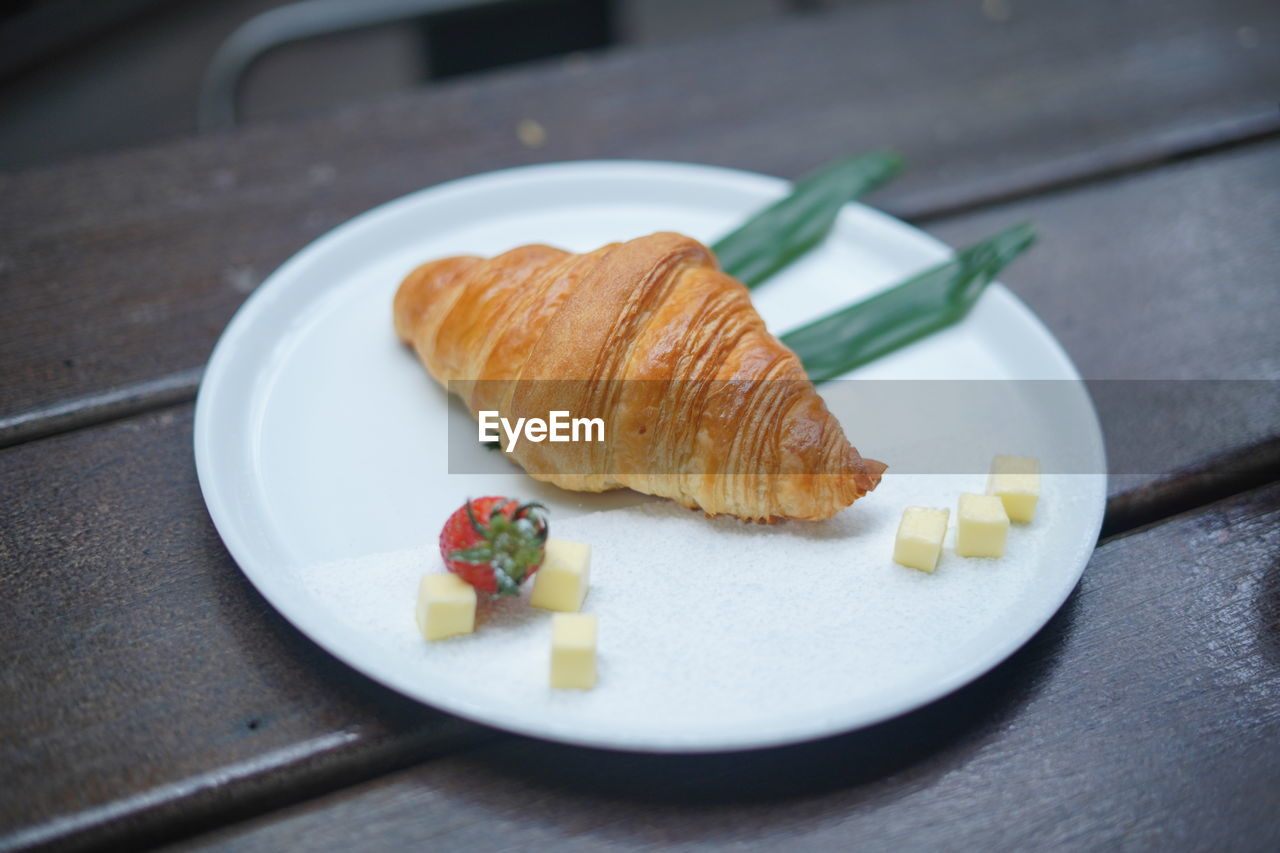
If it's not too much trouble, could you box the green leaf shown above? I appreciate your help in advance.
[782,222,1037,382]
[711,150,904,289]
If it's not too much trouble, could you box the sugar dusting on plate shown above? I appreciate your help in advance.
[293,473,1086,742]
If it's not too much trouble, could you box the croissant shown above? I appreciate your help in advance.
[393,231,884,522]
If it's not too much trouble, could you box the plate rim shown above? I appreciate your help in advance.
[194,158,1107,753]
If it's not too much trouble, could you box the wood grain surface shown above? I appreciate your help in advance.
[1,0,1276,436]
[171,481,1280,852]
[0,407,489,852]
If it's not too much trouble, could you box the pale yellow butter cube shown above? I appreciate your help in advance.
[987,454,1041,523]
[956,493,1010,558]
[550,612,597,689]
[530,538,591,612]
[893,507,950,573]
[415,573,476,642]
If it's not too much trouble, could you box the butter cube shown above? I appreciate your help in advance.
[550,612,597,689]
[987,454,1041,523]
[893,507,950,573]
[956,493,1010,558]
[415,573,476,641]
[530,538,591,612]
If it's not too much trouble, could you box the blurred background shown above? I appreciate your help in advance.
[0,0,871,171]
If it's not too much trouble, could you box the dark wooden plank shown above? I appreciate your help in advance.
[0,406,492,852]
[1,0,1276,434]
[168,481,1280,853]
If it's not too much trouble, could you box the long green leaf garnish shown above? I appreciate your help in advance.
[712,150,904,289]
[782,222,1037,382]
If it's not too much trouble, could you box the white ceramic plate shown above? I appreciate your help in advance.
[194,161,1106,752]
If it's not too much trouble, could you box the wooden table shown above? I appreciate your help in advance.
[2,0,1278,849]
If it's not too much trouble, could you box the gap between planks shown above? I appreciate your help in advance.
[896,110,1280,223]
[0,367,204,449]
[2,726,500,853]
[1100,435,1280,541]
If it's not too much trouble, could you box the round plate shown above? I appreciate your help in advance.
[194,161,1105,752]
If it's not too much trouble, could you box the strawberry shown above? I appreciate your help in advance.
[439,497,548,596]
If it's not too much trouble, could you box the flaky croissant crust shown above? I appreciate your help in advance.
[394,232,884,521]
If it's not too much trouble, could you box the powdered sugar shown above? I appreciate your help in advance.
[293,473,1094,746]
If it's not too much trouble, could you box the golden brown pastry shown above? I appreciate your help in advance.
[393,232,884,521]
